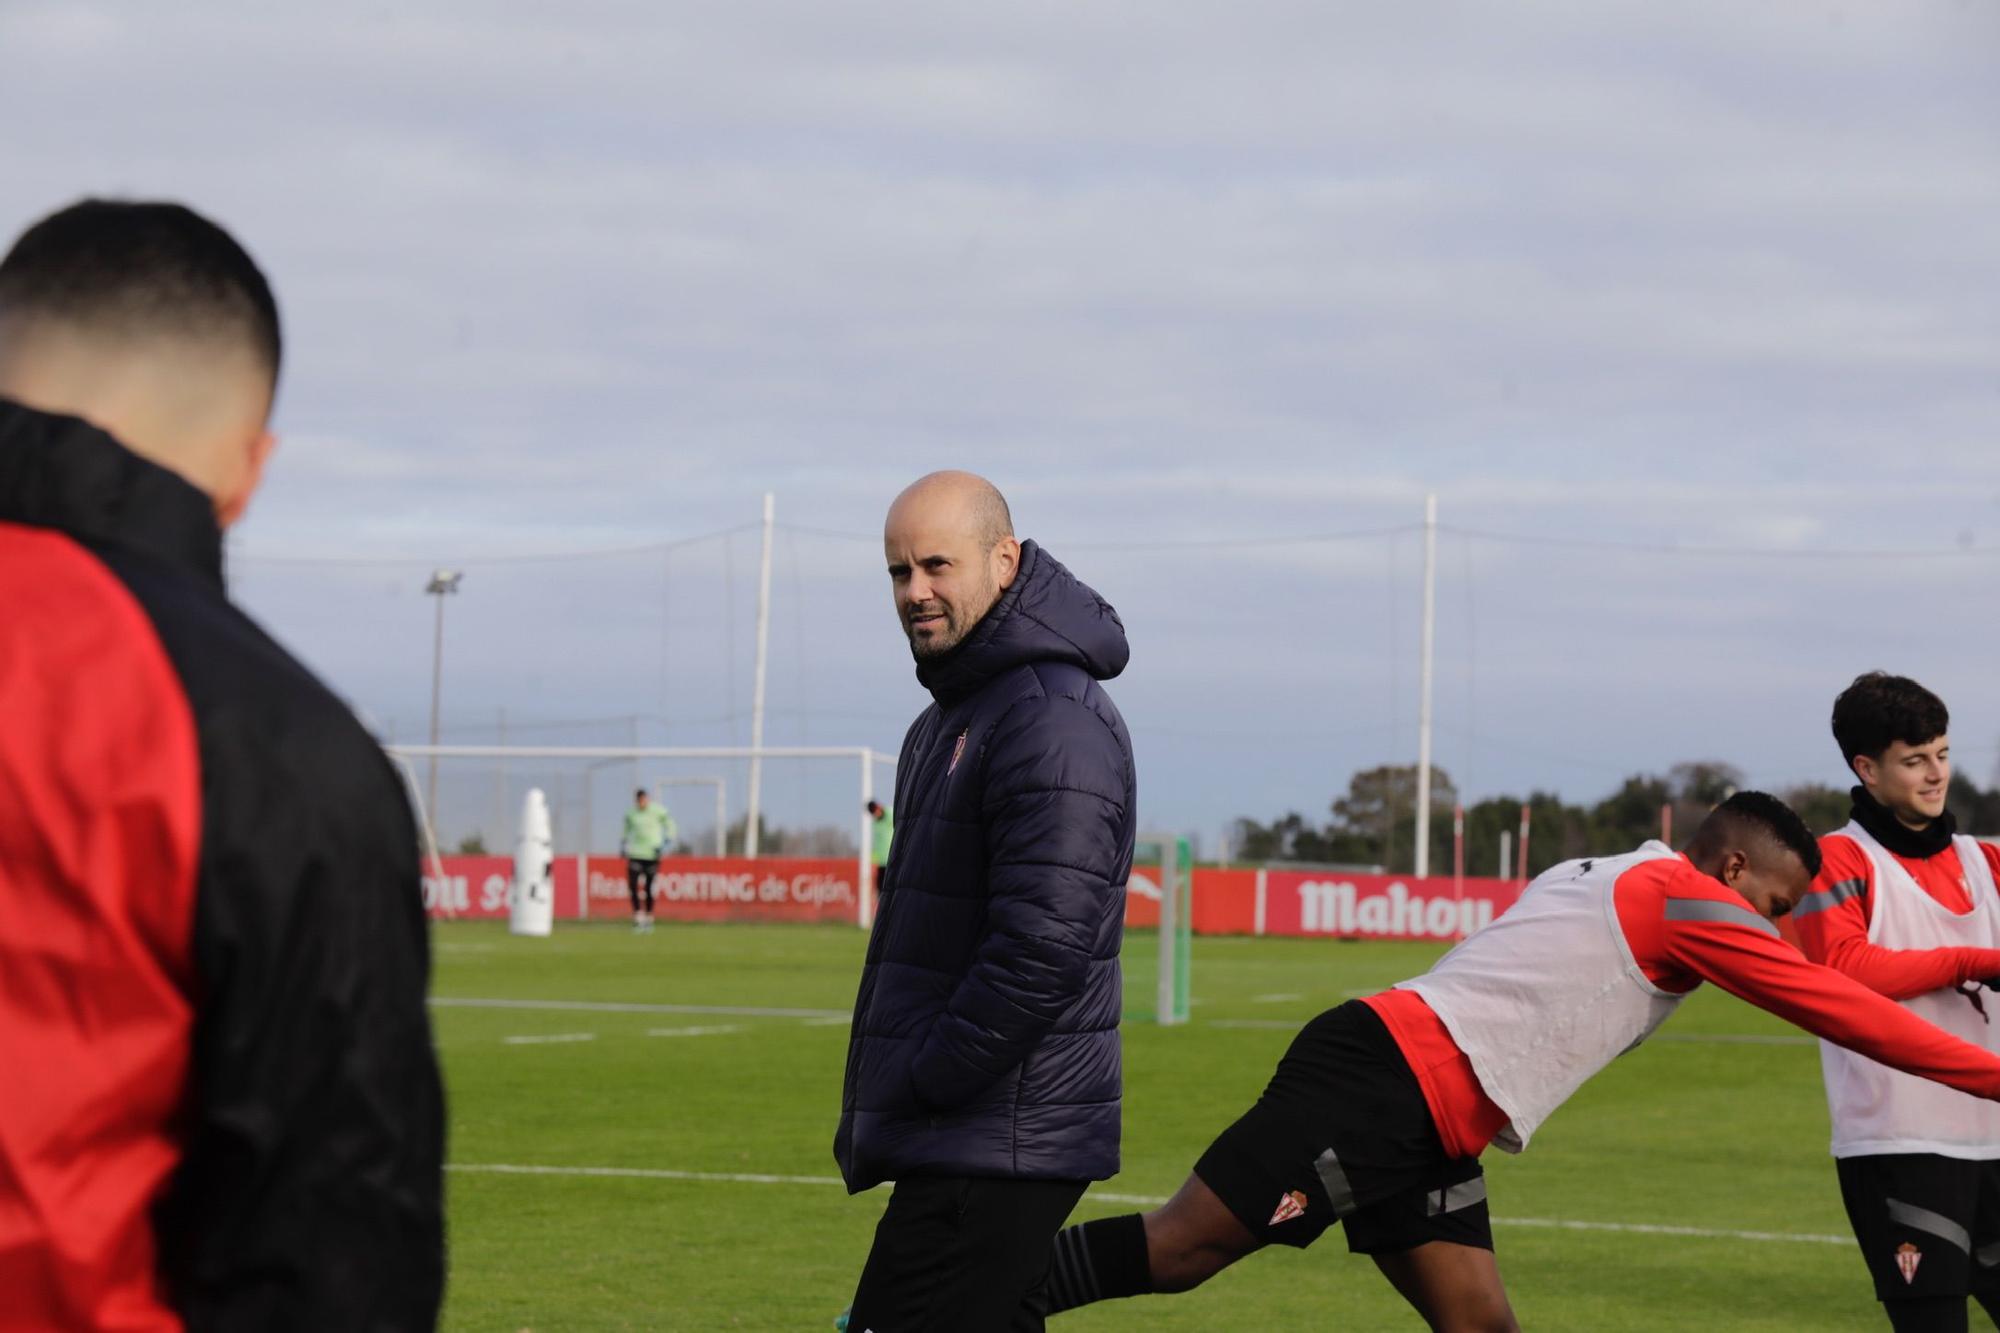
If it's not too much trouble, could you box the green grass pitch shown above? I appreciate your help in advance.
[433,921,1885,1330]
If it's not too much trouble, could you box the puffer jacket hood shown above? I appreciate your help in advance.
[915,541,1128,706]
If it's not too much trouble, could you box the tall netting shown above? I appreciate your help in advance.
[393,746,890,859]
[232,502,2000,877]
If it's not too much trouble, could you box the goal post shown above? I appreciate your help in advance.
[387,743,895,926]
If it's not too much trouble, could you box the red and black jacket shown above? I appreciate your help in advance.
[0,398,444,1330]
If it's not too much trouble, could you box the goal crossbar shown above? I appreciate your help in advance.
[388,744,897,926]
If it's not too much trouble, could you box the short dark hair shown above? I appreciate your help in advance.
[635,788,648,799]
[1695,790,1823,879]
[0,199,281,383]
[1831,672,1948,768]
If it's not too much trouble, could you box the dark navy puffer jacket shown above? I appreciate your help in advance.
[835,541,1136,1192]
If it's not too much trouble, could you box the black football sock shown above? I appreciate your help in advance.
[1045,1213,1152,1313]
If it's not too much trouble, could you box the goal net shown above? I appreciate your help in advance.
[390,743,895,926]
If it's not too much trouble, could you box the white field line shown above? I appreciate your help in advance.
[1206,1018,1814,1047]
[444,1163,1848,1246]
[501,1032,596,1045]
[433,997,847,1020]
[645,1025,743,1038]
[441,1000,1815,1047]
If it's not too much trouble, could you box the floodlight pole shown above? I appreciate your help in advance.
[746,492,775,856]
[1414,494,1438,878]
[423,570,463,832]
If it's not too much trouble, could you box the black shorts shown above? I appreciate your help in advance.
[1837,1154,2000,1303]
[1194,1000,1491,1257]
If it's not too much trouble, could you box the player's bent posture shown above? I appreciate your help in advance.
[1043,793,2000,1332]
[1793,674,2000,1333]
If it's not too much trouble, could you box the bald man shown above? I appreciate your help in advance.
[835,472,1138,1331]
[0,200,444,1329]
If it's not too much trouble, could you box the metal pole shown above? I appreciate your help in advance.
[1516,802,1531,883]
[746,492,775,857]
[859,749,876,929]
[427,591,444,828]
[715,781,725,857]
[422,570,461,844]
[1452,803,1465,894]
[1499,829,1512,881]
[1414,494,1438,877]
[495,706,507,845]
[1661,801,1673,847]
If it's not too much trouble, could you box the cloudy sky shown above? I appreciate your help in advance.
[5,1,1998,851]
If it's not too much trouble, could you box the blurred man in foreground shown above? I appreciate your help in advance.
[0,199,444,1329]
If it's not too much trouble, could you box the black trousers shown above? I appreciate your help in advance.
[848,1177,1087,1333]
[625,857,657,912]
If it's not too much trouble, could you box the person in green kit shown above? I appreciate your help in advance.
[867,800,894,894]
[622,789,677,933]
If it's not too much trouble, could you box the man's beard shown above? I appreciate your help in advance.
[904,583,996,661]
[906,606,965,660]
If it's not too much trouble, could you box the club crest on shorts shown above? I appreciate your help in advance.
[947,730,968,774]
[1896,1242,1922,1284]
[1268,1190,1308,1226]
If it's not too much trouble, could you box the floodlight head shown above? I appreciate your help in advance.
[425,570,464,595]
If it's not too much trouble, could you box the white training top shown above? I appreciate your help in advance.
[1820,821,2000,1160]
[1399,842,1685,1153]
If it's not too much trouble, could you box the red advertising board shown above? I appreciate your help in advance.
[1120,866,1525,941]
[423,856,520,920]
[579,855,859,924]
[424,855,861,924]
[428,855,1524,940]
[1258,869,1521,940]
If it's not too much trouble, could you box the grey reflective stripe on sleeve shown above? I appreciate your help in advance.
[1314,1149,1357,1217]
[1426,1177,1488,1217]
[1977,1242,2000,1269]
[1663,897,1781,938]
[1887,1199,1972,1255]
[1792,877,1866,920]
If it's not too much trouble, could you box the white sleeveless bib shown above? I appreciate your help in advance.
[1400,842,1686,1153]
[1819,822,2000,1159]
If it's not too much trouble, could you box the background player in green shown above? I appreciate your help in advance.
[866,799,894,894]
[621,788,676,933]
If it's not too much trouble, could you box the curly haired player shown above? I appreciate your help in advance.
[1043,793,2000,1332]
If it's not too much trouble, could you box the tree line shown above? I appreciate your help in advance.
[1230,761,2000,879]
